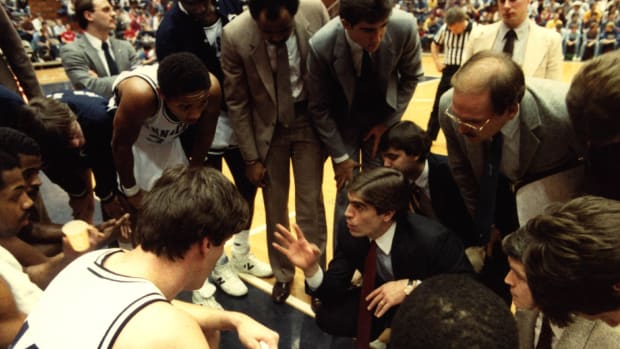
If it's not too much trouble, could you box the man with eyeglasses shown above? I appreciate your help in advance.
[438,50,583,301]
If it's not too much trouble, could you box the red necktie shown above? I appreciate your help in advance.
[356,241,377,349]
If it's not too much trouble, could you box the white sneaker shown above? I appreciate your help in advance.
[192,281,223,309]
[211,262,248,297]
[231,252,273,278]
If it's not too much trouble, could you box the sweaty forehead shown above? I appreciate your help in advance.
[0,168,25,196]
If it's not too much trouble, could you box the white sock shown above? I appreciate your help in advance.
[231,230,250,257]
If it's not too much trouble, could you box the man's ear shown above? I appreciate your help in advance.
[506,103,519,120]
[382,209,396,223]
[341,18,352,30]
[613,282,620,294]
[199,237,213,256]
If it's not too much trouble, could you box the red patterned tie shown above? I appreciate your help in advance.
[356,241,377,349]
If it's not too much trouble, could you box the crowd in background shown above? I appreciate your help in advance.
[3,0,618,65]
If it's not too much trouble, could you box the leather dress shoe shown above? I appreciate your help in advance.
[272,281,291,304]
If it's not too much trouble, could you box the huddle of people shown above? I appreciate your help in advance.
[1,0,619,348]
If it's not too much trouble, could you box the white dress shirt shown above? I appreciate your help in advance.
[492,20,530,66]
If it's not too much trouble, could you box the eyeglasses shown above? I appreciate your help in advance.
[444,107,491,136]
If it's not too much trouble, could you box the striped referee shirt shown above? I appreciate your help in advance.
[433,21,476,66]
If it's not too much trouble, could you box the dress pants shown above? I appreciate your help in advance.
[332,128,384,251]
[263,113,327,282]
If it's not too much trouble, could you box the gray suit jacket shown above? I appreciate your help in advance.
[438,78,583,215]
[222,0,329,162]
[307,9,424,159]
[462,20,563,80]
[516,310,620,349]
[60,34,138,99]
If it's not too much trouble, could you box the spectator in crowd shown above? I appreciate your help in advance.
[10,165,280,349]
[274,168,472,348]
[110,53,219,212]
[427,6,475,141]
[157,0,272,303]
[391,274,518,349]
[582,2,601,28]
[562,23,580,60]
[580,21,599,60]
[0,5,43,100]
[59,23,76,44]
[379,121,476,248]
[598,21,618,54]
[222,0,329,304]
[566,51,620,200]
[439,51,583,300]
[463,0,563,80]
[307,0,423,252]
[60,0,139,98]
[502,228,620,348]
[522,196,620,328]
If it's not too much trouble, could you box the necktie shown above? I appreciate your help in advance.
[536,316,553,349]
[275,43,295,126]
[503,30,517,57]
[360,50,373,81]
[101,41,119,76]
[356,241,377,349]
[473,133,503,244]
[411,184,436,218]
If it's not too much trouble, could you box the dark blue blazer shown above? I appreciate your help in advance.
[427,153,477,247]
[156,0,243,87]
[309,212,473,302]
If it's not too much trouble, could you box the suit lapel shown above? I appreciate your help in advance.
[376,31,395,108]
[249,30,277,105]
[522,21,543,77]
[110,38,125,70]
[333,26,355,110]
[516,310,538,349]
[390,219,410,279]
[294,13,311,78]
[517,90,542,178]
[556,317,596,348]
[80,36,107,77]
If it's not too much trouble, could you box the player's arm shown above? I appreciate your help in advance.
[189,74,221,166]
[111,78,158,193]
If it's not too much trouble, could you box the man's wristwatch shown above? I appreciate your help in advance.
[404,279,417,296]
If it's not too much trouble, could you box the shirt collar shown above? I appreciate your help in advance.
[83,31,104,50]
[344,28,363,57]
[414,159,429,189]
[372,222,396,255]
[178,1,189,15]
[498,19,529,42]
[501,109,520,138]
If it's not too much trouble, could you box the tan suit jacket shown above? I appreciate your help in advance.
[462,20,563,80]
[516,310,620,349]
[222,0,329,162]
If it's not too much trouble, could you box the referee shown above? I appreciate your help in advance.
[427,7,475,141]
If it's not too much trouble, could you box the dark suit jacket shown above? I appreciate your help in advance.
[60,34,138,99]
[156,0,243,87]
[311,213,473,301]
[427,153,476,247]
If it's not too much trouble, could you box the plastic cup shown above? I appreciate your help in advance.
[62,220,90,252]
